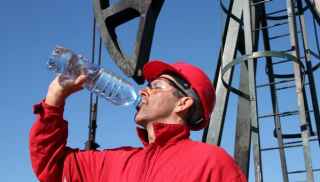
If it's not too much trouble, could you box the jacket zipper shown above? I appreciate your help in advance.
[144,145,160,182]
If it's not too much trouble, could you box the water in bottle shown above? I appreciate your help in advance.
[47,46,141,106]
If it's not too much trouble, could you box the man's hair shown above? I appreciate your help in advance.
[165,73,203,127]
[173,89,202,126]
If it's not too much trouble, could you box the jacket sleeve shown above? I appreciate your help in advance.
[29,100,139,182]
[29,100,70,182]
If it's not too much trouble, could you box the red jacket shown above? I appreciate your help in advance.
[29,101,246,182]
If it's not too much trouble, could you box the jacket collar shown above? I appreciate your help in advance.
[136,122,190,147]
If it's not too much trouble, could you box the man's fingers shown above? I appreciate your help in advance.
[74,75,88,86]
[71,75,88,92]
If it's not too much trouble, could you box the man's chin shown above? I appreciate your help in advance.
[134,115,147,128]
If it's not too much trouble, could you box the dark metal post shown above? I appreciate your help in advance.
[85,18,101,150]
[287,0,314,181]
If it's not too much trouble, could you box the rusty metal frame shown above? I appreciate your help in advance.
[93,0,165,83]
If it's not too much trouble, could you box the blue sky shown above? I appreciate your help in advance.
[1,0,319,181]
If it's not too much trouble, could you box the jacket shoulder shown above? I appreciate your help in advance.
[183,140,246,181]
[184,140,229,155]
[182,140,239,169]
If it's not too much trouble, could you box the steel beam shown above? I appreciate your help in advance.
[243,2,263,180]
[205,0,243,146]
[234,62,251,177]
[233,1,259,177]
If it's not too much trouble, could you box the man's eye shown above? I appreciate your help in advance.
[147,83,156,89]
[149,82,163,89]
[151,85,159,89]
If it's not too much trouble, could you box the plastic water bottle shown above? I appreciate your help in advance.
[47,46,141,106]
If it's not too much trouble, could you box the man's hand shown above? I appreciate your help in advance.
[45,75,87,107]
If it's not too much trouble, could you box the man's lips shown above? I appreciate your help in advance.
[136,97,147,110]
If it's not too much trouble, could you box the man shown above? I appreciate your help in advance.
[30,60,246,182]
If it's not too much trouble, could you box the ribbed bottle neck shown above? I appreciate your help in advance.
[133,95,142,107]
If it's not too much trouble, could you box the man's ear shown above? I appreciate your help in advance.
[174,97,194,113]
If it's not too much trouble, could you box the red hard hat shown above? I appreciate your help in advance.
[143,60,216,130]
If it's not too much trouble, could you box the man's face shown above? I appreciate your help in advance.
[135,74,182,127]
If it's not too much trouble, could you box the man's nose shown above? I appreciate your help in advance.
[139,87,151,96]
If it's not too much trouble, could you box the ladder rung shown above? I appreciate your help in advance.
[270,33,290,40]
[260,138,318,151]
[261,143,302,151]
[280,133,302,139]
[251,0,272,6]
[270,31,301,40]
[284,137,318,145]
[258,110,314,119]
[256,22,288,31]
[272,56,304,65]
[272,59,292,65]
[281,48,294,53]
[288,168,320,174]
[276,82,310,91]
[267,9,287,16]
[276,85,295,91]
[275,130,317,139]
[256,79,295,88]
[258,110,299,119]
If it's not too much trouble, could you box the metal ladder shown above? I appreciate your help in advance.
[203,0,320,181]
